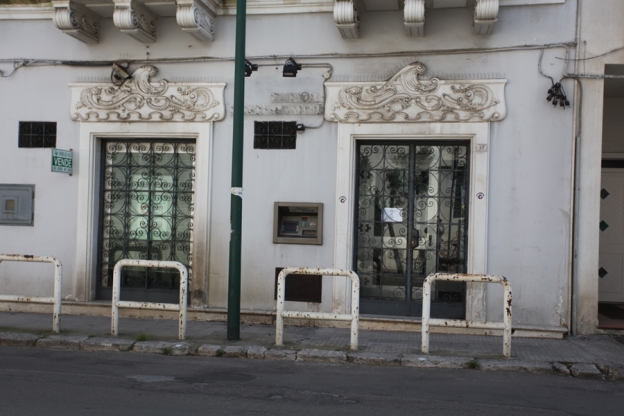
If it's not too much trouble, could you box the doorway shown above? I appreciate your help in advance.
[599,162,624,328]
[598,64,624,329]
[354,141,469,318]
[96,139,195,303]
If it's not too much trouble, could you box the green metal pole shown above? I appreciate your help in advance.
[227,0,247,341]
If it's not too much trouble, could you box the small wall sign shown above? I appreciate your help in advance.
[51,148,73,175]
[382,207,404,223]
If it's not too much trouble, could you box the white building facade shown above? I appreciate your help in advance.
[2,0,610,337]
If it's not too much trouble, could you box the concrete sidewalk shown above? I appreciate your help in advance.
[1,311,624,380]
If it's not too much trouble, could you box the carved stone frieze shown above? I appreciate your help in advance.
[236,91,324,115]
[237,104,324,116]
[271,92,324,104]
[474,0,499,36]
[69,65,226,122]
[404,0,425,38]
[324,62,507,123]
[52,1,101,44]
[176,0,215,42]
[113,0,157,43]
[334,0,359,39]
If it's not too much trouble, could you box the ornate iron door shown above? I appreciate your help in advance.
[97,140,195,303]
[355,141,469,318]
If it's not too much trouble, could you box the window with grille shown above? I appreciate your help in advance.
[18,122,56,148]
[253,121,297,149]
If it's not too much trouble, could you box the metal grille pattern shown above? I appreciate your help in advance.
[254,121,297,149]
[355,142,469,315]
[99,140,195,293]
[18,121,56,148]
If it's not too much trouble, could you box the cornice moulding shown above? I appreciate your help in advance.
[0,0,564,20]
[113,0,157,43]
[324,62,507,123]
[0,5,53,20]
[52,1,101,44]
[218,0,333,15]
[176,0,215,41]
[499,0,563,5]
[0,2,334,20]
[69,65,226,122]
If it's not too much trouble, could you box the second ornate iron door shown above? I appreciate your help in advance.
[355,141,469,318]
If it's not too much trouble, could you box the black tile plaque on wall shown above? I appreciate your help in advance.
[254,121,297,149]
[274,267,322,303]
[18,122,56,148]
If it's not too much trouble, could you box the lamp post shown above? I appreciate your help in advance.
[227,0,247,341]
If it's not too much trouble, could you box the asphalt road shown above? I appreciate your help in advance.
[0,347,622,416]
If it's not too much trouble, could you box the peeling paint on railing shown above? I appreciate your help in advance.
[111,259,188,340]
[421,273,512,358]
[276,267,360,350]
[0,254,63,333]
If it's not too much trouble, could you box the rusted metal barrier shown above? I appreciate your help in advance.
[0,254,63,333]
[422,273,513,358]
[111,259,188,340]
[276,267,360,350]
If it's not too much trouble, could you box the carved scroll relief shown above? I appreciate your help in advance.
[474,0,499,36]
[176,0,215,42]
[52,1,101,44]
[113,0,157,43]
[324,62,506,123]
[69,65,226,122]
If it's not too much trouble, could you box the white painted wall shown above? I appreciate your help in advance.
[0,1,578,327]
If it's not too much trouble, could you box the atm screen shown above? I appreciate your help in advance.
[281,221,299,234]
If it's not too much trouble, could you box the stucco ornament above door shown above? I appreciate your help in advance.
[324,62,507,123]
[69,65,226,122]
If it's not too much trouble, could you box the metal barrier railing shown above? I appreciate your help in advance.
[276,267,360,350]
[111,259,188,340]
[422,273,513,358]
[0,254,63,333]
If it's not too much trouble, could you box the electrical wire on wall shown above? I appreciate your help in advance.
[538,48,571,109]
[0,42,578,79]
[0,60,28,78]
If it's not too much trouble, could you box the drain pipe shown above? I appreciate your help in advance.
[567,79,582,336]
[566,0,583,336]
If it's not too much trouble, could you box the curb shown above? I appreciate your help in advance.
[0,332,620,381]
